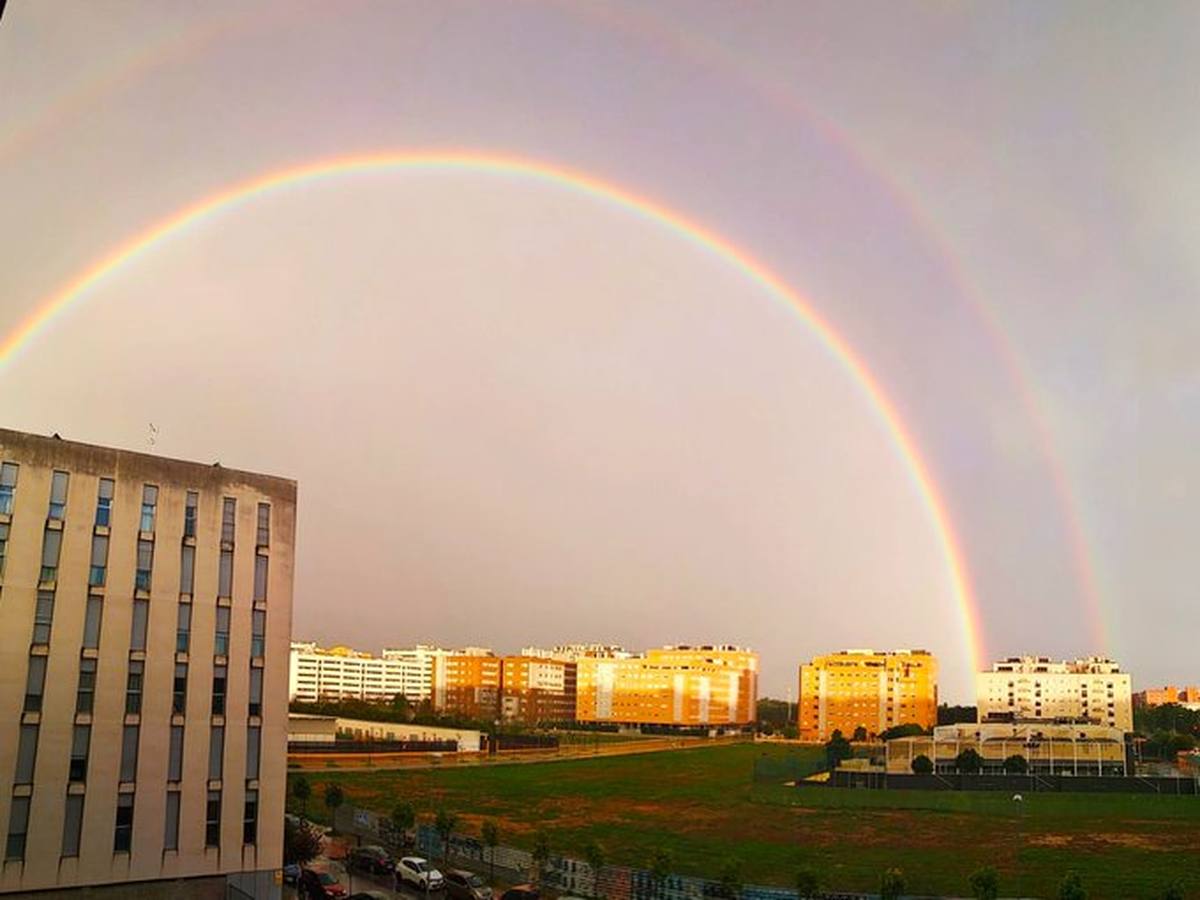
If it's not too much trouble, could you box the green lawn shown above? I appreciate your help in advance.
[290,742,1200,899]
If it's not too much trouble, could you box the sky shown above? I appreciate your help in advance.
[1,1,1198,702]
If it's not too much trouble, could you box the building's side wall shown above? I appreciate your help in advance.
[798,651,938,741]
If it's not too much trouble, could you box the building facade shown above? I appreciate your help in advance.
[797,649,938,741]
[1134,685,1200,712]
[576,646,757,729]
[431,651,501,720]
[288,642,445,704]
[0,429,295,895]
[499,656,577,725]
[977,657,1133,731]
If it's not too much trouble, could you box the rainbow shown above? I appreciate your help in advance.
[0,150,986,669]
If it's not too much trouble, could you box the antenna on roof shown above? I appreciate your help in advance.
[147,422,158,449]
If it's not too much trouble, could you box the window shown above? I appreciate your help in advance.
[89,534,108,586]
[253,554,268,602]
[208,726,224,780]
[248,667,263,717]
[40,527,62,583]
[180,545,195,595]
[24,655,46,712]
[48,470,69,520]
[246,725,261,779]
[62,794,84,857]
[251,610,265,658]
[211,664,227,716]
[206,790,221,847]
[14,724,38,785]
[221,497,236,544]
[82,595,103,649]
[164,791,181,851]
[125,660,144,714]
[218,550,233,599]
[96,477,114,527]
[173,664,188,714]
[135,538,154,591]
[243,789,258,844]
[0,462,18,515]
[76,658,97,714]
[32,589,54,645]
[5,796,29,861]
[113,794,134,853]
[214,606,230,656]
[119,725,139,782]
[0,522,7,578]
[184,491,198,538]
[168,726,184,782]
[140,484,158,532]
[176,602,192,653]
[69,725,90,782]
[256,503,270,547]
[130,599,148,651]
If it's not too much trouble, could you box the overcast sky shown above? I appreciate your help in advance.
[2,2,1197,701]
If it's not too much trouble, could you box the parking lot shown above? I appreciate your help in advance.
[286,857,492,900]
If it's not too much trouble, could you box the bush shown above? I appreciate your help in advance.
[880,867,905,900]
[283,818,323,865]
[968,865,999,900]
[911,754,934,775]
[1003,754,1028,774]
[1058,871,1087,900]
[955,748,983,773]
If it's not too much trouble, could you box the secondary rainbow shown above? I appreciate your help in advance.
[0,150,986,670]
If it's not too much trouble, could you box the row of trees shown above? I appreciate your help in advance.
[908,748,1029,775]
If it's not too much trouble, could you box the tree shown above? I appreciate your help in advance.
[756,697,795,730]
[583,839,606,899]
[390,692,413,720]
[283,817,323,866]
[825,730,852,769]
[795,867,819,899]
[531,829,552,885]
[717,858,743,900]
[650,848,674,897]
[911,754,934,775]
[968,865,999,900]
[292,775,311,818]
[955,748,983,774]
[435,809,459,862]
[1058,871,1087,900]
[1003,754,1029,774]
[879,867,906,900]
[324,783,345,833]
[938,704,977,725]
[879,723,927,741]
[482,820,501,884]
[390,801,415,852]
[852,725,869,742]
[782,725,799,740]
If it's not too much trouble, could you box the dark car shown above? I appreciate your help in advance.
[347,893,392,900]
[499,886,540,900]
[298,868,348,899]
[445,869,493,900]
[348,845,395,876]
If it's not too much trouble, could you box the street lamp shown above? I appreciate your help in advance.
[1012,794,1025,899]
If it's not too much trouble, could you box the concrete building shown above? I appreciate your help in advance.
[500,656,577,725]
[288,642,446,704]
[797,649,938,741]
[520,644,632,662]
[285,714,483,752]
[977,657,1133,731]
[576,646,757,729]
[1134,685,1200,711]
[432,650,501,720]
[0,428,295,896]
[886,720,1128,776]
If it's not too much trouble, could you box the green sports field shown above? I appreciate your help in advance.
[290,742,1200,899]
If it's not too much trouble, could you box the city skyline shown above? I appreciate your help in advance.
[4,3,1200,703]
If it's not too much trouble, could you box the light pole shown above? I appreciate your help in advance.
[1012,793,1024,899]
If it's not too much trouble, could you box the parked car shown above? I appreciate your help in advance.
[445,869,493,900]
[298,868,348,898]
[499,885,540,900]
[283,862,301,885]
[397,856,445,891]
[348,845,395,876]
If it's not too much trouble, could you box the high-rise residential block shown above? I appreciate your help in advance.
[1134,685,1200,711]
[575,646,757,728]
[288,642,445,704]
[432,650,501,720]
[0,429,295,896]
[798,649,938,741]
[499,656,577,725]
[977,656,1133,731]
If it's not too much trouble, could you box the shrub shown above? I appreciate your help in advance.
[911,754,934,775]
[880,867,905,900]
[968,865,999,900]
[1003,754,1029,774]
[1058,871,1087,900]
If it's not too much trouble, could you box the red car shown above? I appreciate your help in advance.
[298,868,348,898]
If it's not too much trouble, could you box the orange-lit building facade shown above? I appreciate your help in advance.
[1135,685,1200,711]
[798,649,938,741]
[432,652,501,721]
[576,646,757,728]
[499,656,577,725]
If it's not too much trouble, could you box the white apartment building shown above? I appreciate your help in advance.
[288,643,445,704]
[977,656,1133,732]
[519,643,632,661]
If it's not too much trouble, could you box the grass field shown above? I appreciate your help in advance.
[290,742,1200,899]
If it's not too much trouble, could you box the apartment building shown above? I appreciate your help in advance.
[432,650,501,720]
[0,429,295,896]
[288,642,445,704]
[500,656,577,725]
[576,646,757,729]
[977,656,1133,731]
[798,649,938,741]
[1134,685,1200,712]
[520,644,632,662]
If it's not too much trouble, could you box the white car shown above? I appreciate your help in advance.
[398,856,445,891]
